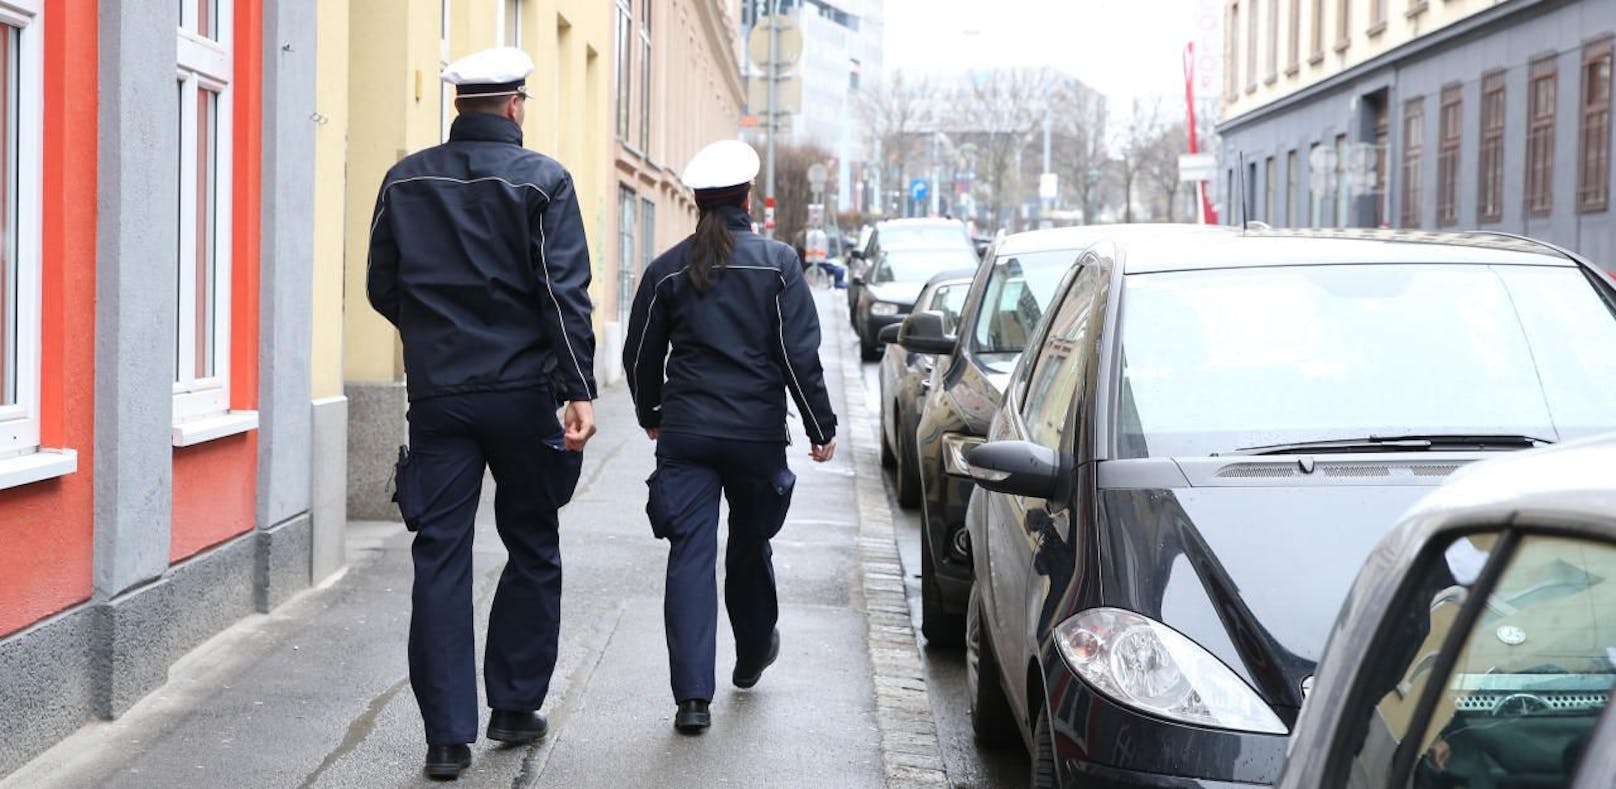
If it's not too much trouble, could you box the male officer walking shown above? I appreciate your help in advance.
[367,47,596,781]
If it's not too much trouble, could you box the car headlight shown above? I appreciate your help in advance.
[942,433,984,477]
[870,302,900,316]
[1054,607,1287,735]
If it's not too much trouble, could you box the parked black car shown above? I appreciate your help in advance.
[853,244,979,361]
[906,225,1213,646]
[847,217,973,325]
[1278,434,1616,789]
[877,269,976,508]
[962,229,1616,787]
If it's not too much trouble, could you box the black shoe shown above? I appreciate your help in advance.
[733,630,781,689]
[674,699,711,733]
[486,709,548,744]
[423,744,472,780]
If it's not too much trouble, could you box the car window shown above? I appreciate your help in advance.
[973,250,1080,357]
[1116,264,1616,458]
[919,282,971,336]
[1343,533,1616,788]
[876,248,980,284]
[1020,264,1100,449]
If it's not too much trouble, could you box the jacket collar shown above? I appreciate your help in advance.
[449,113,524,146]
[721,205,754,231]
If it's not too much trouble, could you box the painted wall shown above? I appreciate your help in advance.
[170,0,264,564]
[312,0,349,400]
[0,0,98,638]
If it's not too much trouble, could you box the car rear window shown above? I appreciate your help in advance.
[1116,264,1616,458]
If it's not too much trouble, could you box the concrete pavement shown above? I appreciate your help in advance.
[2,295,928,789]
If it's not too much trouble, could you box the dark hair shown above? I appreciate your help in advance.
[688,187,748,295]
[455,95,511,116]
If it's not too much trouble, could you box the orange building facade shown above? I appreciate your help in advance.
[0,0,323,776]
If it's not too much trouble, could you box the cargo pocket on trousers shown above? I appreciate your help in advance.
[541,441,585,508]
[392,445,425,532]
[764,467,797,540]
[646,469,675,540]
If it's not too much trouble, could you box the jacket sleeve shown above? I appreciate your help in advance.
[533,173,598,401]
[775,252,838,444]
[623,267,670,429]
[366,182,401,327]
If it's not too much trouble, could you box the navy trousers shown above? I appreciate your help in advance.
[647,432,795,703]
[402,388,583,745]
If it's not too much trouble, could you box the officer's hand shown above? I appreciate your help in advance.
[564,400,597,451]
[810,438,837,463]
[645,428,660,441]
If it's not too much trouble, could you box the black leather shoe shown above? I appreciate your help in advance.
[486,709,548,744]
[674,699,711,732]
[423,744,471,780]
[733,630,781,689]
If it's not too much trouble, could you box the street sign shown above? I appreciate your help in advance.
[764,196,776,230]
[1038,172,1059,200]
[747,15,803,71]
[1178,153,1217,183]
[807,162,829,193]
[910,178,928,203]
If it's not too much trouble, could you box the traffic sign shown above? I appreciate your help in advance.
[910,178,928,203]
[1038,173,1059,200]
[807,163,829,194]
[747,15,803,71]
[1178,153,1217,183]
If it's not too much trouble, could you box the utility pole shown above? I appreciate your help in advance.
[764,0,779,238]
[929,132,942,217]
[1040,103,1053,228]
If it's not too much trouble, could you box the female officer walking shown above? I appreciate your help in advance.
[624,139,838,733]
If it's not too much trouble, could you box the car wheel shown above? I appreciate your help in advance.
[880,415,897,469]
[920,525,965,648]
[1031,704,1059,789]
[967,580,1018,747]
[895,427,921,509]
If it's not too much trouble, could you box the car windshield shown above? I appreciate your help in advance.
[878,223,968,248]
[1116,263,1616,458]
[973,249,1080,358]
[875,248,980,284]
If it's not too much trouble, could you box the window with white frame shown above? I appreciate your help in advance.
[503,0,522,48]
[0,0,43,461]
[174,0,234,423]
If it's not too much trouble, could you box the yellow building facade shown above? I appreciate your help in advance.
[314,0,615,519]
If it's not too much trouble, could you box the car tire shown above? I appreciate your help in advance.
[920,525,965,648]
[1031,704,1059,789]
[880,418,897,469]
[895,428,921,509]
[967,580,1018,747]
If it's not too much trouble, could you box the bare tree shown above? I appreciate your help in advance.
[758,142,835,249]
[1114,97,1164,223]
[1049,80,1110,224]
[856,71,932,216]
[1138,120,1189,221]
[956,67,1063,230]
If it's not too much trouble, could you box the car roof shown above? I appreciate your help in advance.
[1395,434,1616,542]
[875,217,965,228]
[993,223,1225,256]
[1112,227,1576,274]
[923,268,978,287]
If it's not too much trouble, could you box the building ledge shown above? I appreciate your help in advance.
[0,448,78,491]
[1335,38,1352,54]
[1309,52,1326,66]
[172,411,259,447]
[1407,1,1429,19]
[1286,64,1301,77]
[1367,20,1388,37]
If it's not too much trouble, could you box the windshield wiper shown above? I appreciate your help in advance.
[1226,434,1555,456]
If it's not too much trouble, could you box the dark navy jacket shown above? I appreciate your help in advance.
[367,113,597,403]
[624,207,837,445]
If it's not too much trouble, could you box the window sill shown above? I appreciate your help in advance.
[1265,73,1279,86]
[1367,21,1388,37]
[1407,2,1429,19]
[1309,52,1326,66]
[0,449,78,491]
[1285,65,1301,77]
[1334,39,1351,54]
[172,411,259,447]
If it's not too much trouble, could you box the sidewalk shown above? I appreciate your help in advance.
[1,296,897,789]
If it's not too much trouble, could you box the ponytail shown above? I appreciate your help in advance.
[688,208,735,296]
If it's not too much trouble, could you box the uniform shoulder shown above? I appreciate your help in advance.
[508,150,572,193]
[645,238,694,281]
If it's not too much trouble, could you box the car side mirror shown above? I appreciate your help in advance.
[848,249,865,261]
[877,323,902,345]
[897,310,956,356]
[965,441,1063,499]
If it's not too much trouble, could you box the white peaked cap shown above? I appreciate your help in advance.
[681,139,762,191]
[441,47,534,95]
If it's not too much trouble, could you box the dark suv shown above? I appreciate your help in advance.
[901,225,1213,645]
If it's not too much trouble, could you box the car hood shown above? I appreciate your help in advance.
[1096,465,1460,712]
[866,282,925,306]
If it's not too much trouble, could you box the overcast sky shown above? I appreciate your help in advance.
[881,0,1211,109]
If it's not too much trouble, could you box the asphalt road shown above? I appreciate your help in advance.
[858,358,1029,789]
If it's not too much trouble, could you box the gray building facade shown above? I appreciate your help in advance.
[1218,0,1616,270]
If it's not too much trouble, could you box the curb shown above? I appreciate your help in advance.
[832,300,949,788]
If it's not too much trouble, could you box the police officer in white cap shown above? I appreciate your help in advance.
[367,46,596,780]
[624,139,838,733]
